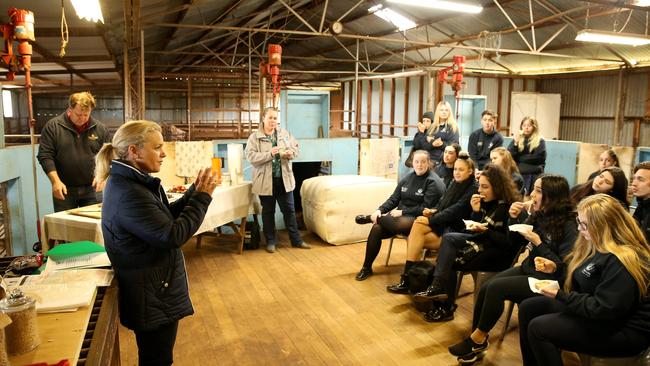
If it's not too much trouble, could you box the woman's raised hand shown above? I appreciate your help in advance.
[509,201,525,218]
[534,256,556,274]
[194,167,219,196]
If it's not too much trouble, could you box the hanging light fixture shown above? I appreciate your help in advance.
[70,0,104,23]
[575,29,650,46]
[387,0,482,14]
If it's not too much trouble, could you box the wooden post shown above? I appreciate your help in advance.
[187,78,191,141]
[347,81,353,131]
[506,78,513,131]
[404,77,410,137]
[418,75,424,123]
[390,79,395,136]
[497,78,503,131]
[355,79,362,137]
[613,68,627,146]
[427,72,434,112]
[378,79,384,138]
[477,76,482,95]
[367,79,372,137]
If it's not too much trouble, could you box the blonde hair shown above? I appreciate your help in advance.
[490,147,520,176]
[69,91,96,110]
[518,116,542,152]
[429,101,458,135]
[565,194,650,298]
[95,120,162,182]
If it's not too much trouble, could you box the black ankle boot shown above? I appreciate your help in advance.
[355,215,372,225]
[386,274,410,294]
[413,276,448,302]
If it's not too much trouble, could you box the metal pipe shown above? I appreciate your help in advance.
[25,65,41,245]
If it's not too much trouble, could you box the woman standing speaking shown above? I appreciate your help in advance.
[246,107,310,253]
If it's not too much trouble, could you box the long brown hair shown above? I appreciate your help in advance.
[490,147,520,176]
[481,163,521,205]
[565,194,650,298]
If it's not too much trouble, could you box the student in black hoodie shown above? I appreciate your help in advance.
[413,101,459,163]
[632,161,650,242]
[508,116,546,196]
[519,194,650,366]
[387,153,477,294]
[412,164,521,321]
[448,174,577,363]
[354,150,446,281]
[468,110,503,170]
[435,143,461,188]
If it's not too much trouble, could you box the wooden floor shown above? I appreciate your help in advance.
[118,231,581,365]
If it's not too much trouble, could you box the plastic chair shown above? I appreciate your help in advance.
[385,234,430,266]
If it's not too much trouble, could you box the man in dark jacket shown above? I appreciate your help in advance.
[631,161,650,242]
[468,110,503,170]
[37,92,110,211]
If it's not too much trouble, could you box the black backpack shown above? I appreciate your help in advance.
[243,220,261,250]
[408,260,436,312]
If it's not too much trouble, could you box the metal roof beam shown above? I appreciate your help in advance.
[31,42,95,84]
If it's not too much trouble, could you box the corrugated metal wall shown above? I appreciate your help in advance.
[540,73,648,146]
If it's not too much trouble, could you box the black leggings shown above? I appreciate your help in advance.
[134,321,179,366]
[472,266,539,331]
[518,296,650,366]
[434,232,516,306]
[362,215,415,268]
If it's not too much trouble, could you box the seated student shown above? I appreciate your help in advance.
[354,150,446,281]
[587,149,619,181]
[386,153,477,294]
[631,161,650,242]
[571,166,629,209]
[490,147,524,194]
[435,143,461,187]
[518,194,650,366]
[468,109,503,171]
[412,164,521,321]
[448,174,577,363]
[508,116,546,197]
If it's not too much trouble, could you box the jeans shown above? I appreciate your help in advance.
[259,177,303,246]
[53,185,102,212]
[134,321,179,366]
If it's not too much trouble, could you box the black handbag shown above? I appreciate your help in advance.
[404,147,415,168]
[407,260,435,294]
[455,240,484,265]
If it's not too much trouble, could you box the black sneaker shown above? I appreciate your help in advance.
[355,215,372,225]
[355,267,373,281]
[423,303,457,322]
[457,351,486,365]
[413,277,447,302]
[448,335,489,357]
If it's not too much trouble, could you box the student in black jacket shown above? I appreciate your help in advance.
[448,174,577,363]
[95,121,218,366]
[412,164,521,321]
[413,101,459,163]
[518,194,650,366]
[387,153,477,294]
[632,161,650,242]
[508,116,546,196]
[468,110,503,170]
[355,150,446,281]
[435,143,461,188]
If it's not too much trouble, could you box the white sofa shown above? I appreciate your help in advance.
[301,175,397,245]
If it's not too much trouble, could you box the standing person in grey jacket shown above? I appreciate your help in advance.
[245,107,310,253]
[95,120,218,366]
[37,92,110,211]
[468,110,503,170]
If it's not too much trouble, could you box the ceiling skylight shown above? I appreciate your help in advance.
[368,4,416,31]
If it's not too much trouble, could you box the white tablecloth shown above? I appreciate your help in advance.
[42,182,257,253]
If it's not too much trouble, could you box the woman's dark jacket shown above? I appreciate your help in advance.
[508,138,547,175]
[413,124,459,162]
[101,160,212,331]
[378,170,446,217]
[428,177,477,233]
[511,211,578,281]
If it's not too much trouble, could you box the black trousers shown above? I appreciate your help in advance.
[518,296,650,366]
[362,215,415,268]
[472,266,539,331]
[53,185,101,212]
[434,232,516,306]
[259,177,303,246]
[134,321,179,366]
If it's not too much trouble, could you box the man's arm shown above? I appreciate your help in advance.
[37,121,67,199]
[47,171,67,200]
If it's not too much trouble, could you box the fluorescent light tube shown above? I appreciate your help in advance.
[70,0,104,23]
[575,29,650,46]
[387,0,483,14]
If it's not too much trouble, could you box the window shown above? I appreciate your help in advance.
[2,90,13,118]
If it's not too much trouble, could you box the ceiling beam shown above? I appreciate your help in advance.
[157,0,197,53]
[31,42,95,84]
[35,27,100,37]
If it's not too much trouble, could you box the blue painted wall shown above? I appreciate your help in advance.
[279,91,330,139]
[0,145,54,255]
[638,147,650,164]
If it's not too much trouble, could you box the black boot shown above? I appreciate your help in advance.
[386,261,414,294]
[413,276,448,302]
